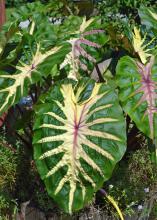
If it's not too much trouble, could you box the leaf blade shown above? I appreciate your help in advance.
[33,80,126,213]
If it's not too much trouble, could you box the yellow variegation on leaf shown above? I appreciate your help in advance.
[77,17,94,34]
[33,79,126,213]
[0,44,61,115]
[132,27,154,64]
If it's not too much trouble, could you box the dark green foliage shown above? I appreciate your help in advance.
[14,145,56,213]
[0,140,18,219]
[97,0,156,22]
[104,145,155,217]
[0,140,56,218]
[138,5,157,37]
[0,142,17,190]
[6,0,33,8]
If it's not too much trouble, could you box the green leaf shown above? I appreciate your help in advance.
[0,21,20,58]
[7,2,49,21]
[0,44,62,116]
[116,55,157,139]
[139,6,157,34]
[33,79,126,213]
[60,17,106,80]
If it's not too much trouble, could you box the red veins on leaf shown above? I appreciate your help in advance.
[74,29,104,71]
[135,57,157,138]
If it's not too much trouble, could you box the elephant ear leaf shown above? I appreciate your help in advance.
[33,80,126,213]
[0,44,61,116]
[116,55,157,139]
[60,17,104,80]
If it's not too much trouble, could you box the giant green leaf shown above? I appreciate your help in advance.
[33,79,126,213]
[116,55,157,139]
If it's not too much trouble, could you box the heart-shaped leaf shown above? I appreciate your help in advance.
[33,79,126,213]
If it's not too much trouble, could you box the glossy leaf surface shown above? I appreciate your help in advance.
[33,80,126,213]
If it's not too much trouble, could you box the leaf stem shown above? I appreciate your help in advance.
[148,137,157,165]
[95,64,105,82]
[100,188,124,220]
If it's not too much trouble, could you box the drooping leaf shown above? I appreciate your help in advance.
[116,55,157,139]
[0,44,62,116]
[33,79,126,213]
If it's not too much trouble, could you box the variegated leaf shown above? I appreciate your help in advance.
[0,44,62,115]
[33,80,126,213]
[60,17,104,80]
[132,27,154,64]
[116,55,157,139]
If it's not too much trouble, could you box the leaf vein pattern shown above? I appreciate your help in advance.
[37,83,121,213]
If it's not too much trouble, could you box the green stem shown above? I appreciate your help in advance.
[148,137,157,165]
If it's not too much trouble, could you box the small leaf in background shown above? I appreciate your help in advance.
[132,27,154,64]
